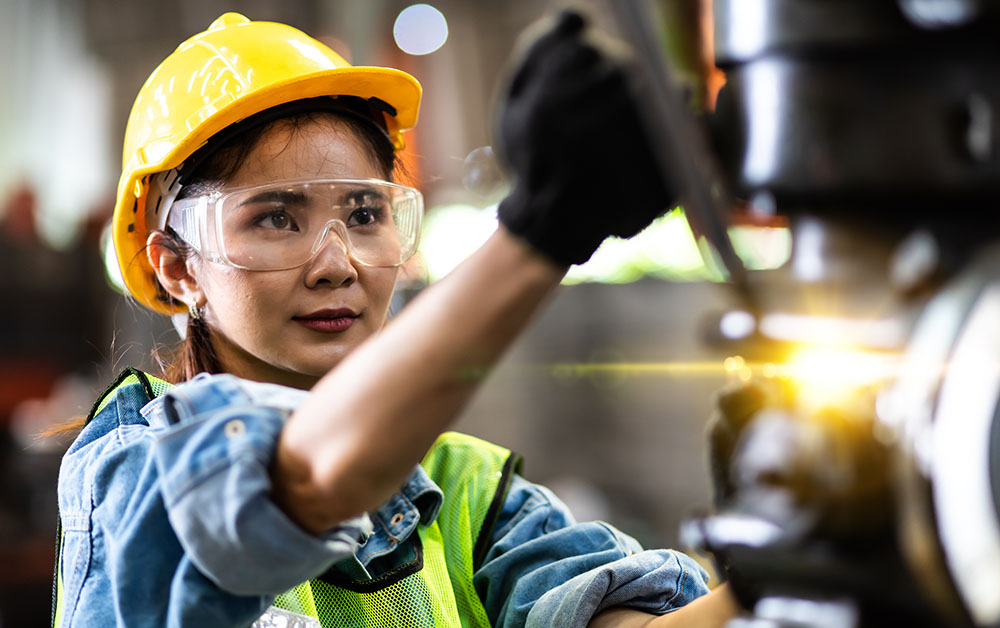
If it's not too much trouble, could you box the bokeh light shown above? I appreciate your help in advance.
[394,4,449,56]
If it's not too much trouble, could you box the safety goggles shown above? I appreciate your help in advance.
[166,178,422,270]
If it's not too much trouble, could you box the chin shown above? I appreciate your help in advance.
[296,352,350,377]
[272,340,359,383]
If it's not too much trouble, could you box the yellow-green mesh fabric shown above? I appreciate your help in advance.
[274,432,511,628]
[274,524,458,628]
[423,432,512,625]
[148,377,173,396]
[92,371,173,416]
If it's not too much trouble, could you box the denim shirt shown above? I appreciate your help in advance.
[56,373,709,627]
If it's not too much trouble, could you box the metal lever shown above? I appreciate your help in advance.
[605,0,756,311]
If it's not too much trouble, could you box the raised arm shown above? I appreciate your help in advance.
[274,228,564,532]
[273,10,675,534]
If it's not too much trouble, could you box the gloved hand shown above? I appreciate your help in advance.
[495,10,675,266]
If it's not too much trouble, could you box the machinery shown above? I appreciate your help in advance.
[609,1,1000,625]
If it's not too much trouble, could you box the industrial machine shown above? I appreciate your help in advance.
[610,1,1000,625]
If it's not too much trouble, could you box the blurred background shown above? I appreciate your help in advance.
[0,0,765,623]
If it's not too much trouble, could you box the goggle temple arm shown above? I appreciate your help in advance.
[165,197,211,259]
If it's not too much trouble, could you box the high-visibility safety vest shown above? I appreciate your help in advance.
[52,369,521,628]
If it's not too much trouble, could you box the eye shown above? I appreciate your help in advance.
[347,206,380,226]
[253,207,299,231]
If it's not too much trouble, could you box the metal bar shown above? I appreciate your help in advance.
[606,0,756,310]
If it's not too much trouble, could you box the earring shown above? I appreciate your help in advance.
[188,302,204,320]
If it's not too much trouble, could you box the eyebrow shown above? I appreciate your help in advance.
[237,190,308,206]
[344,187,389,204]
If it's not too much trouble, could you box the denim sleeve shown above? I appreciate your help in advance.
[473,475,710,628]
[152,374,372,595]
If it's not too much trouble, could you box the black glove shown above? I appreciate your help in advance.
[495,10,675,266]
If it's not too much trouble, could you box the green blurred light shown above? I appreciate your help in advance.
[729,225,792,270]
[418,205,791,284]
[420,204,498,281]
[100,219,127,295]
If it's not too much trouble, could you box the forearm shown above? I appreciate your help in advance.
[588,586,739,628]
[275,228,565,533]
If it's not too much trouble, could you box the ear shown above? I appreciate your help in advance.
[146,231,205,309]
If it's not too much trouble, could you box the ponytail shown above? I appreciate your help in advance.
[160,314,223,384]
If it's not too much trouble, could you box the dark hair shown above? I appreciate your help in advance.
[154,228,225,384]
[155,99,400,384]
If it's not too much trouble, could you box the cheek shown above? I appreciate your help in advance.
[361,268,400,316]
[202,268,287,328]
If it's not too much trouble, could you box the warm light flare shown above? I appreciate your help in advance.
[543,362,729,377]
[527,350,903,386]
[517,346,944,414]
[777,347,903,409]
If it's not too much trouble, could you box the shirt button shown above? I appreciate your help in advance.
[390,512,405,526]
[224,419,246,438]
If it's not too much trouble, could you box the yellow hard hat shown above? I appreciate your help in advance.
[113,12,422,314]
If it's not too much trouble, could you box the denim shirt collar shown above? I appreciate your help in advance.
[140,396,170,427]
[345,463,441,575]
[377,464,443,532]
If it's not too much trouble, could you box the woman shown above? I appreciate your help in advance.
[54,11,737,628]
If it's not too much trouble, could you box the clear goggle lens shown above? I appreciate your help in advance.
[167,179,422,270]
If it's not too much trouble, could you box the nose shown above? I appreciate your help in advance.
[302,223,358,288]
